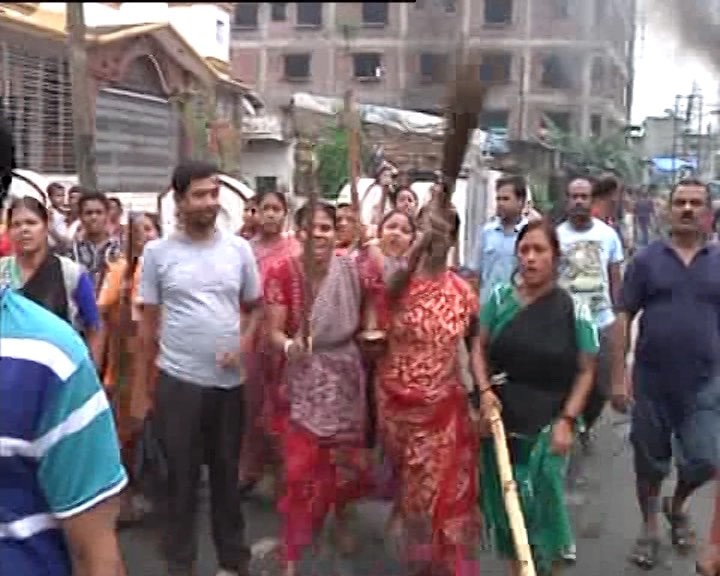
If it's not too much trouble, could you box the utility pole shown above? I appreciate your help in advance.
[671,94,682,184]
[66,2,97,190]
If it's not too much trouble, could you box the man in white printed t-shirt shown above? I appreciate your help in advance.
[557,177,625,436]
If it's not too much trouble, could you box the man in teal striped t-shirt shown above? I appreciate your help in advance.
[0,287,128,576]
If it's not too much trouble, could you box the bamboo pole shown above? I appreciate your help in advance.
[300,144,317,352]
[488,405,537,576]
[344,88,360,214]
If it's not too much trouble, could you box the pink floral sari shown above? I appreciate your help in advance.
[239,235,299,481]
[264,254,372,562]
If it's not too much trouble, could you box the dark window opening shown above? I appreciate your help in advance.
[544,111,571,132]
[552,0,570,19]
[479,52,512,83]
[441,0,456,13]
[362,2,388,26]
[233,3,258,28]
[484,0,512,25]
[353,53,383,80]
[541,54,571,89]
[419,53,448,83]
[479,110,510,130]
[270,3,287,22]
[297,2,322,27]
[591,114,602,137]
[256,176,278,194]
[283,53,310,80]
[591,58,604,91]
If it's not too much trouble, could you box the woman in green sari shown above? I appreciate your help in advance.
[470,219,599,576]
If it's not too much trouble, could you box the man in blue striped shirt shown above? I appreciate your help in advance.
[0,285,128,574]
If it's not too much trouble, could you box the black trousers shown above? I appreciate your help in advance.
[155,370,250,575]
[582,326,612,431]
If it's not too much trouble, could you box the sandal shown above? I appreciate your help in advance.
[662,496,696,554]
[630,537,660,570]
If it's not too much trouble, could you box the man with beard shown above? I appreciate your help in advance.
[557,178,624,434]
[136,160,262,576]
[615,178,720,570]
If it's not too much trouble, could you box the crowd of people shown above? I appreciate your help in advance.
[2,104,720,576]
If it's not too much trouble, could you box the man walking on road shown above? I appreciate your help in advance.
[615,178,720,569]
[557,177,625,438]
[469,174,528,302]
[136,160,263,576]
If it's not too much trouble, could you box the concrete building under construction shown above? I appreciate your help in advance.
[231,0,636,141]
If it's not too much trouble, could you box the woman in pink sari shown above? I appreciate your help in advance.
[239,190,299,491]
[265,201,374,575]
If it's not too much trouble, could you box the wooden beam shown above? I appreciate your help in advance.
[0,3,39,16]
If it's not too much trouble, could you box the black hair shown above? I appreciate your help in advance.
[108,197,123,211]
[0,110,15,203]
[378,209,417,237]
[392,187,418,207]
[47,182,65,195]
[496,175,528,203]
[293,201,337,230]
[171,159,219,199]
[8,196,50,225]
[515,217,560,259]
[256,189,288,212]
[670,177,710,206]
[78,190,110,214]
[592,175,620,199]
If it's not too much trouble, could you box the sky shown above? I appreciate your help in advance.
[632,10,719,123]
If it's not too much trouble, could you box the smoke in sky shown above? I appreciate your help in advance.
[648,0,720,71]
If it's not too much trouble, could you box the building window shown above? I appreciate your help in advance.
[591,114,602,137]
[479,110,510,129]
[479,52,512,83]
[484,0,512,26]
[544,111,571,132]
[296,2,322,27]
[256,176,278,194]
[419,53,448,83]
[271,2,287,21]
[441,0,456,12]
[216,19,226,44]
[552,0,570,19]
[541,54,571,89]
[362,2,388,26]
[233,3,258,29]
[353,53,383,80]
[283,53,311,81]
[591,58,604,92]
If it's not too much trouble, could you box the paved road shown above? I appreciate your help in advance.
[120,410,715,575]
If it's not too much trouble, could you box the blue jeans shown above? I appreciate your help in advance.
[630,367,720,487]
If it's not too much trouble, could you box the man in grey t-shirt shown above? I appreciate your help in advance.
[137,160,262,576]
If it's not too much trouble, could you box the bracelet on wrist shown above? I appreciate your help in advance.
[283,338,293,356]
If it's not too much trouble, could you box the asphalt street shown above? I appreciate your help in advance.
[120,409,715,576]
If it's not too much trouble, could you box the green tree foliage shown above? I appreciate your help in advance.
[315,125,371,200]
[544,117,645,184]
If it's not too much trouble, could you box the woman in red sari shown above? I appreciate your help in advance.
[239,190,299,491]
[376,215,480,576]
[265,201,373,575]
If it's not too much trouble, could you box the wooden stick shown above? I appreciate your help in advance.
[300,145,317,353]
[344,88,360,214]
[488,405,537,576]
